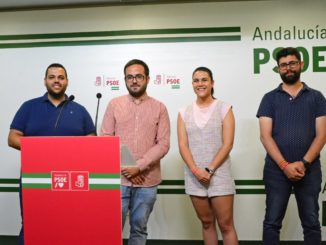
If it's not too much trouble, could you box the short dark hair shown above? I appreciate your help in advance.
[192,66,215,98]
[276,47,301,65]
[45,63,68,78]
[124,59,149,76]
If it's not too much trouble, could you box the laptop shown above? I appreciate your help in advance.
[120,144,136,166]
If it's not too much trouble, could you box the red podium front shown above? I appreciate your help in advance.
[21,136,121,245]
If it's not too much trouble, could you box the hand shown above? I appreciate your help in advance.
[193,168,211,185]
[283,161,305,181]
[121,166,141,179]
[129,175,145,185]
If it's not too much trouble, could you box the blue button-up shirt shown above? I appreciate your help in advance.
[257,83,326,163]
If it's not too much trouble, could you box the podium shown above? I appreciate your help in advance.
[20,136,122,245]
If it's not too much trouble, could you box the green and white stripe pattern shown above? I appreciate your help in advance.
[157,180,265,194]
[0,179,19,192]
[0,27,241,49]
[21,173,120,190]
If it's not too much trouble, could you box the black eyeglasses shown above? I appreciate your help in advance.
[279,61,300,70]
[125,74,145,83]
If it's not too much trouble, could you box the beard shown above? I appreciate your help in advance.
[48,90,65,99]
[126,84,147,98]
[280,69,301,85]
[46,83,66,99]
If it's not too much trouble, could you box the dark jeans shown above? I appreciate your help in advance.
[263,160,322,245]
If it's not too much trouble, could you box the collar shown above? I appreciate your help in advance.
[42,92,68,106]
[276,82,310,93]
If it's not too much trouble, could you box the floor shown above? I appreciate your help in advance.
[0,236,318,244]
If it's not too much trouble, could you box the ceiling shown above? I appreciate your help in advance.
[0,0,262,11]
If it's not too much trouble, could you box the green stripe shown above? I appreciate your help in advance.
[0,35,240,49]
[236,189,265,194]
[89,173,120,178]
[235,180,264,185]
[0,27,241,41]
[157,189,265,195]
[161,180,184,185]
[158,189,185,194]
[160,179,265,186]
[22,173,51,178]
[22,183,51,189]
[89,184,120,190]
[160,180,264,185]
[0,187,19,192]
[0,179,19,184]
[323,201,326,226]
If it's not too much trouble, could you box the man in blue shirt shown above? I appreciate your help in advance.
[8,63,96,244]
[257,47,326,244]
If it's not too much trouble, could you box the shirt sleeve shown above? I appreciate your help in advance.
[82,107,96,135]
[10,102,31,133]
[256,93,274,118]
[100,101,116,136]
[137,103,171,171]
[315,91,326,118]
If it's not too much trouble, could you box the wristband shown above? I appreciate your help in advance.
[279,160,289,170]
[191,167,199,175]
[205,167,215,175]
[301,158,311,170]
[282,163,289,170]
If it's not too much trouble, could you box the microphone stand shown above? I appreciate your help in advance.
[94,93,102,136]
[54,95,74,129]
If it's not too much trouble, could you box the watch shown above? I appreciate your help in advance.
[301,158,311,170]
[205,167,215,175]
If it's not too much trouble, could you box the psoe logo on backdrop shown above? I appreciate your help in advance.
[153,74,181,89]
[94,76,120,91]
[51,171,89,191]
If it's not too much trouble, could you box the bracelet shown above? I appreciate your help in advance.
[279,160,289,170]
[282,163,289,170]
[191,167,199,175]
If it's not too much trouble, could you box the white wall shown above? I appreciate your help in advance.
[0,0,325,240]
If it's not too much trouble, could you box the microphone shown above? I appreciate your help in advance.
[94,93,102,135]
[54,95,75,129]
[68,95,75,101]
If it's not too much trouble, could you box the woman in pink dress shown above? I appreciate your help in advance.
[177,67,238,245]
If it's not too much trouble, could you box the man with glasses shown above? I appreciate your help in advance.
[257,47,326,244]
[100,59,170,245]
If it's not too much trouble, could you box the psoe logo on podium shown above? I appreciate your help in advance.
[51,171,90,191]
[71,171,89,191]
[51,171,70,191]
